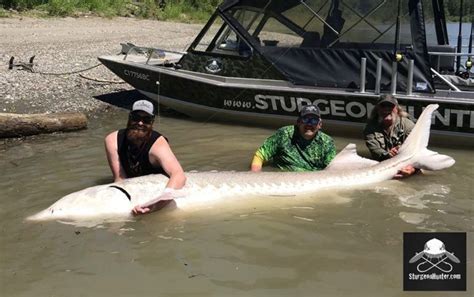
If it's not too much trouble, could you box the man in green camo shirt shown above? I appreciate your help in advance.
[250,105,336,172]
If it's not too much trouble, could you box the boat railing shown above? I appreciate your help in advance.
[428,51,472,72]
[359,57,416,96]
[123,46,165,64]
[359,52,471,95]
[122,45,185,64]
[428,51,472,92]
[430,68,461,92]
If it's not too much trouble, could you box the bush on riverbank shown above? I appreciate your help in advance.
[1,0,472,22]
[0,0,220,21]
[0,7,9,17]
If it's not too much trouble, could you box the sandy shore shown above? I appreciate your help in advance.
[0,16,202,115]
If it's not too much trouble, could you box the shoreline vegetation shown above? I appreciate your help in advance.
[1,0,472,22]
[0,0,220,22]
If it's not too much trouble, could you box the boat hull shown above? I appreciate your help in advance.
[99,55,474,147]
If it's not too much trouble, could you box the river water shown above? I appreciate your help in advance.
[1,19,473,297]
[0,105,472,296]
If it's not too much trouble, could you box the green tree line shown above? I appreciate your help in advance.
[0,0,221,21]
[0,0,472,21]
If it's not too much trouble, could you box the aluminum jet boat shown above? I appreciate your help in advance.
[99,0,474,146]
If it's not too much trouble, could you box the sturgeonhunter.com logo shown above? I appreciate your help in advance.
[403,232,466,291]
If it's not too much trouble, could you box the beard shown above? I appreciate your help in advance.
[297,123,319,140]
[378,110,398,128]
[126,123,152,146]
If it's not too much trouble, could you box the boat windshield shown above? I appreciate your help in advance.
[226,0,414,49]
[193,14,253,58]
[214,0,435,92]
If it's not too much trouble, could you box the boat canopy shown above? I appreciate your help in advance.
[205,0,437,93]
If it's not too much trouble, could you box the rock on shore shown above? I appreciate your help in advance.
[0,16,202,115]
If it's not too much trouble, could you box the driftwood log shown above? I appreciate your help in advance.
[0,112,88,138]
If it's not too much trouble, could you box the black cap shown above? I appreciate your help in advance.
[377,95,398,106]
[299,104,321,118]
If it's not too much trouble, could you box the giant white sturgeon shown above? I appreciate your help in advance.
[27,104,454,222]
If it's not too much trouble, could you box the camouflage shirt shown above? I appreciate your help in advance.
[363,116,415,161]
[255,125,336,171]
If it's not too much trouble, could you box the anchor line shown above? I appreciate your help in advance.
[416,255,453,273]
[10,61,125,84]
[9,51,124,84]
[79,73,125,84]
[21,62,102,75]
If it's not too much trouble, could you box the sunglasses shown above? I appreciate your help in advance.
[300,117,320,125]
[379,102,395,108]
[129,113,154,124]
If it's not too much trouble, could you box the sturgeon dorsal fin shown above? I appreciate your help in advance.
[325,143,378,171]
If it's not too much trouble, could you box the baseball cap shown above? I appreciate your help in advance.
[132,100,154,115]
[299,104,321,118]
[377,95,398,106]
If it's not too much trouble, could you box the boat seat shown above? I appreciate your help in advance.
[300,32,321,48]
[428,45,455,73]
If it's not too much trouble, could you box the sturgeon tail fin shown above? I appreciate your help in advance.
[398,104,455,171]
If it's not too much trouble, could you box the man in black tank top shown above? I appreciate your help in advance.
[104,100,186,214]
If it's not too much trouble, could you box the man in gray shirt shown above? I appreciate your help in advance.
[364,95,418,177]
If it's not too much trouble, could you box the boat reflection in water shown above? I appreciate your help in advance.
[99,0,474,147]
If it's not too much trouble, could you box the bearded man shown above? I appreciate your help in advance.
[364,95,417,177]
[104,100,186,214]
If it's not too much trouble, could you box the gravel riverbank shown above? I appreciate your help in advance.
[0,16,202,115]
